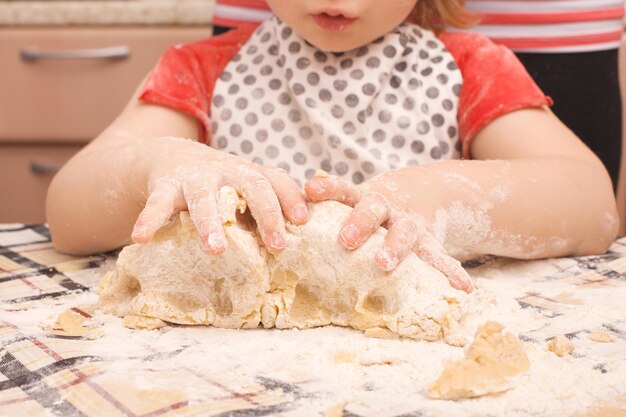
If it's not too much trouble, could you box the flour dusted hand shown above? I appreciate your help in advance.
[305,173,473,292]
[130,137,309,255]
[99,186,470,341]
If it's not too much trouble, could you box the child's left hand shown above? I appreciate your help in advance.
[305,174,473,293]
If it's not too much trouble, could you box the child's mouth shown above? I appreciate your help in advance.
[311,12,357,31]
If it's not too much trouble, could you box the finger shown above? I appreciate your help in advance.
[375,216,420,271]
[414,235,474,293]
[339,192,390,250]
[182,177,228,256]
[230,168,287,252]
[304,174,362,206]
[263,167,309,225]
[132,181,180,244]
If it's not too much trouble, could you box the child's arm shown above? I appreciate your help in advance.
[46,77,309,255]
[306,107,619,289]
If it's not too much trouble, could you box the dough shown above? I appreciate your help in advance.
[428,321,529,400]
[587,331,614,343]
[547,335,575,357]
[98,187,468,341]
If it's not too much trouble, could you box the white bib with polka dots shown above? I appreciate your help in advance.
[210,17,463,185]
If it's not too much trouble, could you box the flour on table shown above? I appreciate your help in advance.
[98,186,470,342]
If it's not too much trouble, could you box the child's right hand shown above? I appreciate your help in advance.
[130,137,309,255]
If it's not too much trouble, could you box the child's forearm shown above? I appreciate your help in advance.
[369,157,618,259]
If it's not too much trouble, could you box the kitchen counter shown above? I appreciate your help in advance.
[0,0,214,26]
[1,223,625,416]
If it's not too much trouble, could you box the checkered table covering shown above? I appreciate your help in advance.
[1,224,625,417]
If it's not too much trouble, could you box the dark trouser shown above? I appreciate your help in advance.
[516,49,622,190]
[212,25,232,36]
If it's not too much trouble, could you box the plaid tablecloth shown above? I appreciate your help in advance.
[1,224,625,417]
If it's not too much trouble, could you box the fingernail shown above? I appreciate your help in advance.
[340,224,360,248]
[290,204,309,223]
[377,249,399,271]
[206,233,227,255]
[270,231,286,249]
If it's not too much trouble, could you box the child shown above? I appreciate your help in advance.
[46,0,619,293]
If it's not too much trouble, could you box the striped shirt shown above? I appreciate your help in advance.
[212,0,625,53]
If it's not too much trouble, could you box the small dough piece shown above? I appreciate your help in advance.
[547,335,575,357]
[428,321,529,400]
[98,186,468,341]
[587,331,615,343]
[123,315,166,330]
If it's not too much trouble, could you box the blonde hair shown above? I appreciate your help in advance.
[408,0,479,34]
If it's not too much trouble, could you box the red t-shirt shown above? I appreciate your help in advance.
[140,25,551,159]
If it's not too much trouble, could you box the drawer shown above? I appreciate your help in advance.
[0,144,83,223]
[0,27,211,143]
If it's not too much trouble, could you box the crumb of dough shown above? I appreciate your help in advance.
[333,349,357,364]
[123,315,166,330]
[587,331,614,343]
[325,402,346,417]
[364,327,398,339]
[314,169,329,178]
[428,321,529,400]
[547,335,575,357]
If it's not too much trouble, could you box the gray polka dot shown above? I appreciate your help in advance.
[310,142,323,156]
[421,67,433,77]
[246,44,258,55]
[314,51,327,63]
[356,46,369,57]
[448,126,457,138]
[265,145,279,158]
[373,129,386,143]
[403,97,415,110]
[340,58,353,69]
[346,94,359,108]
[397,116,410,129]
[324,66,337,75]
[285,68,293,80]
[210,121,218,134]
[260,65,273,76]
[334,79,348,91]
[281,135,295,148]
[430,146,442,159]
[421,103,429,114]
[230,124,242,137]
[252,54,264,65]
[268,45,278,56]
[293,152,307,165]
[289,41,301,53]
[262,103,275,115]
[319,89,332,102]
[241,140,253,154]
[281,27,292,39]
[236,64,248,73]
[335,161,349,175]
[299,126,313,139]
[277,162,291,173]
[228,84,239,95]
[293,83,305,96]
[343,121,356,135]
[307,72,320,86]
[305,98,317,108]
[260,32,271,43]
[426,87,439,98]
[278,92,292,105]
[387,154,400,168]
[252,88,265,99]
[356,137,368,147]
[220,109,232,121]
[447,61,458,70]
[362,161,376,174]
[269,79,282,90]
[411,140,425,153]
[408,78,420,90]
[437,74,449,84]
[357,111,367,124]
[384,94,398,106]
[297,57,311,69]
[235,97,248,110]
[383,45,397,58]
[272,119,286,132]
[289,109,302,123]
[352,171,365,184]
[442,99,454,111]
[344,148,358,159]
[328,135,341,149]
[213,94,224,107]
[220,71,232,82]
[432,114,445,127]
[417,119,431,133]
[256,129,268,142]
[419,50,429,59]
[252,157,264,165]
[350,69,364,80]
[370,148,382,159]
[244,75,256,85]
[439,141,450,154]
[391,135,406,148]
[366,57,380,68]
[378,110,392,123]
[216,136,228,149]
[245,113,258,126]
[305,169,316,180]
[453,84,462,97]
[395,61,407,72]
[321,159,332,172]
[362,83,376,96]
[331,105,344,119]
[431,56,444,64]
[390,76,402,88]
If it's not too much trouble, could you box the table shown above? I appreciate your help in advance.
[1,224,625,417]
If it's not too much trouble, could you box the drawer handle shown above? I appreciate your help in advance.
[30,162,62,175]
[20,46,130,61]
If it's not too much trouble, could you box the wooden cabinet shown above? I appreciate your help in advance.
[0,26,212,223]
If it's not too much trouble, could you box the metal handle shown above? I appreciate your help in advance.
[20,45,130,61]
[30,162,62,175]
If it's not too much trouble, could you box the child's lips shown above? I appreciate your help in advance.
[311,12,357,31]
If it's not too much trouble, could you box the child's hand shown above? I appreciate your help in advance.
[305,174,473,293]
[130,137,309,255]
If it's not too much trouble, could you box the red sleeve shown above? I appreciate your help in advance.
[439,32,553,159]
[139,25,257,143]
